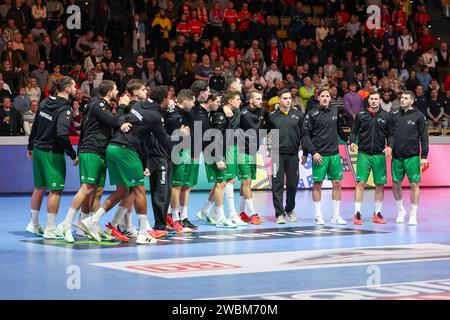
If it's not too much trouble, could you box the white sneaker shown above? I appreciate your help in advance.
[26,222,44,236]
[80,218,101,242]
[136,231,157,244]
[396,209,407,224]
[408,215,417,226]
[331,215,347,225]
[230,214,248,226]
[75,220,87,236]
[57,223,74,243]
[100,229,116,241]
[43,227,63,239]
[216,218,238,228]
[286,211,298,222]
[314,215,325,225]
[121,225,139,238]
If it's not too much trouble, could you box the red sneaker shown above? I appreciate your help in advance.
[354,212,363,225]
[166,214,173,229]
[149,229,169,239]
[171,220,184,233]
[240,212,251,223]
[249,214,264,225]
[105,223,130,242]
[373,212,387,224]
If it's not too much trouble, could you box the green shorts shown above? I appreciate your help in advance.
[32,148,66,191]
[205,146,238,183]
[79,152,106,187]
[172,150,199,187]
[106,144,144,187]
[392,156,421,183]
[312,154,343,182]
[356,152,387,185]
[238,153,257,180]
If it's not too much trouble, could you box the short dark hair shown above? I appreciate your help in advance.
[207,90,222,103]
[126,79,146,96]
[54,76,74,93]
[316,87,331,96]
[368,90,380,98]
[225,77,239,90]
[177,89,195,104]
[224,91,239,104]
[402,90,415,100]
[190,80,208,98]
[277,88,291,97]
[98,80,116,97]
[150,86,169,104]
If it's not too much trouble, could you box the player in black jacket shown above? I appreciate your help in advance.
[57,80,132,243]
[267,89,304,224]
[237,91,267,225]
[80,83,190,244]
[302,87,349,226]
[26,77,79,239]
[165,89,196,232]
[349,91,393,225]
[390,90,429,226]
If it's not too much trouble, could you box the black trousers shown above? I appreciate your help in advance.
[271,153,299,217]
[148,158,172,230]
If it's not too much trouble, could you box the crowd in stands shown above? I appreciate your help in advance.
[0,0,449,137]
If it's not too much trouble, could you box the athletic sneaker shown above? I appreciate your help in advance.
[249,214,264,225]
[75,220,87,236]
[43,227,63,240]
[276,215,286,224]
[149,229,169,239]
[57,223,74,243]
[314,215,325,225]
[396,209,407,224]
[331,215,347,225]
[121,225,139,238]
[373,212,387,224]
[240,212,251,222]
[181,218,198,230]
[166,214,173,229]
[216,218,238,228]
[171,220,191,233]
[286,211,298,222]
[26,222,44,236]
[197,210,217,225]
[105,223,130,242]
[99,230,116,241]
[80,218,101,242]
[408,214,417,226]
[230,214,248,226]
[136,231,157,245]
[354,212,363,225]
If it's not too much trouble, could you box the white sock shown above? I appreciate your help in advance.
[396,200,405,211]
[80,212,90,220]
[314,202,322,217]
[214,206,225,221]
[64,207,78,226]
[137,214,151,233]
[124,211,133,228]
[180,206,188,220]
[411,204,418,217]
[224,183,237,217]
[111,206,128,227]
[239,196,245,213]
[245,198,256,215]
[172,207,180,221]
[333,200,341,217]
[354,202,362,214]
[30,209,39,225]
[202,200,214,213]
[47,213,57,229]
[90,207,106,224]
[375,201,383,214]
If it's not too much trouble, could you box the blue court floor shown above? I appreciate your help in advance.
[1,189,450,300]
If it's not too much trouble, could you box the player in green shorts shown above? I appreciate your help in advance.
[302,87,349,225]
[56,80,132,243]
[26,77,78,239]
[202,90,244,228]
[237,91,266,224]
[349,91,393,225]
[390,91,429,225]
